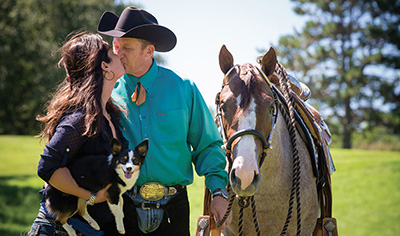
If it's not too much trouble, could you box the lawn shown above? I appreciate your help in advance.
[0,135,399,235]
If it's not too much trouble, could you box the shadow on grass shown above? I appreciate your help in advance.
[0,175,42,236]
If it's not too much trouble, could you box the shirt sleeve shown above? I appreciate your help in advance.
[187,81,229,192]
[37,112,87,182]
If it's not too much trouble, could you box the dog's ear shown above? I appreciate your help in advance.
[135,139,149,160]
[111,138,123,155]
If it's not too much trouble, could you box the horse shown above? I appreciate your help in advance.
[215,45,320,236]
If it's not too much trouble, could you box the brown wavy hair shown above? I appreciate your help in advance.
[37,32,120,141]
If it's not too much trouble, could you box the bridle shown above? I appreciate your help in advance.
[215,64,303,236]
[214,65,279,235]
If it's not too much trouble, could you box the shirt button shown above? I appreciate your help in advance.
[149,177,153,180]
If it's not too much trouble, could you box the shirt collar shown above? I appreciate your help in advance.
[125,59,158,93]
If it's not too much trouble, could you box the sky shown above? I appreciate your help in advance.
[123,0,307,107]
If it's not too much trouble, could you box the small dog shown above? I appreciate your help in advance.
[45,138,148,235]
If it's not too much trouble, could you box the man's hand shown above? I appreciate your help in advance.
[210,196,232,232]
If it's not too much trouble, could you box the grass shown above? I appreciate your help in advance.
[331,149,400,235]
[0,135,399,235]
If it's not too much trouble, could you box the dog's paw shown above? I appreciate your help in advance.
[117,225,126,234]
[87,220,100,231]
[63,223,78,236]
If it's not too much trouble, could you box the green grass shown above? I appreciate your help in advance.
[0,135,399,235]
[331,149,400,235]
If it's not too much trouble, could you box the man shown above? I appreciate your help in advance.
[98,6,232,235]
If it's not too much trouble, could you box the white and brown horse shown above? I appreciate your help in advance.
[215,45,319,236]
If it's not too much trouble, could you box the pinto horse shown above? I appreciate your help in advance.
[215,45,320,236]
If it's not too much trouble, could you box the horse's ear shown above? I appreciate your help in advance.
[219,45,234,74]
[261,47,277,76]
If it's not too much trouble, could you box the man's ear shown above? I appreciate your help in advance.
[145,45,155,58]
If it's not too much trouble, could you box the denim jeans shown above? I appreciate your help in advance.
[123,189,190,235]
[28,211,76,236]
[28,203,106,236]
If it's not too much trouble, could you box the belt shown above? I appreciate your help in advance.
[131,182,186,201]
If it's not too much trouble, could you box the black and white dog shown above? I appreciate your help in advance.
[45,138,148,235]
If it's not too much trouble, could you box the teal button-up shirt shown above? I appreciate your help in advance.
[112,60,228,192]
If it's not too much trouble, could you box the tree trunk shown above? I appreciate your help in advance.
[342,96,352,149]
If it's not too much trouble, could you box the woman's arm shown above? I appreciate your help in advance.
[49,167,91,200]
[49,167,110,203]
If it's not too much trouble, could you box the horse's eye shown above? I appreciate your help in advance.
[269,104,276,115]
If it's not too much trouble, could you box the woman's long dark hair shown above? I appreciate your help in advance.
[37,32,120,141]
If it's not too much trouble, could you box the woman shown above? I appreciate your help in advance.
[29,32,126,235]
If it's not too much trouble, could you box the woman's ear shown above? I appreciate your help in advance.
[101,61,109,71]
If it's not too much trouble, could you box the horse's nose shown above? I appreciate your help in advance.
[231,168,260,191]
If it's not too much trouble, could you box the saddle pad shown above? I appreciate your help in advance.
[291,92,335,174]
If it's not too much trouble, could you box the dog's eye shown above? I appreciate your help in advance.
[132,158,139,165]
[120,156,128,164]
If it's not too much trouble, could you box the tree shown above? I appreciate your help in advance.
[0,0,129,134]
[271,0,400,148]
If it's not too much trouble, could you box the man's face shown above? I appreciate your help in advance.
[113,37,148,77]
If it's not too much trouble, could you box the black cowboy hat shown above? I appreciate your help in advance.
[98,7,177,52]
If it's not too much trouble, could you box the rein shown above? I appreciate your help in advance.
[214,65,302,236]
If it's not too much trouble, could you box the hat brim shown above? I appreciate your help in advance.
[98,11,177,52]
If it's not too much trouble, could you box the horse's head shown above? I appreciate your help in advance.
[217,45,278,197]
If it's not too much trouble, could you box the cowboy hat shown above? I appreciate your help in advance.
[98,7,177,52]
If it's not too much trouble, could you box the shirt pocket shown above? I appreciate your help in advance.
[153,109,188,145]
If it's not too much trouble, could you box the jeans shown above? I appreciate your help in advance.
[28,211,78,236]
[123,190,190,235]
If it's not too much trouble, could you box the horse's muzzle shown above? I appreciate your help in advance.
[230,169,261,197]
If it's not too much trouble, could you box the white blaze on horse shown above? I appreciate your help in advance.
[214,45,328,236]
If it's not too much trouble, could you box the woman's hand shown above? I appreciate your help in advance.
[94,184,112,204]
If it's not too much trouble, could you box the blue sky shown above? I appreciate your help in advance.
[123,0,307,107]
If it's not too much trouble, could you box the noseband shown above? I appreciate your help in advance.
[226,129,270,167]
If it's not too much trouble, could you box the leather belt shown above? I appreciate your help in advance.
[133,182,186,201]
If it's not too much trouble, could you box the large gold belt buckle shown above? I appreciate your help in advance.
[139,182,165,201]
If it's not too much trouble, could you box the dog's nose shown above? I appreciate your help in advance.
[126,167,132,172]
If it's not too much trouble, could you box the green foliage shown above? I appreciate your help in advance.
[269,0,400,148]
[0,0,129,135]
[351,126,400,151]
